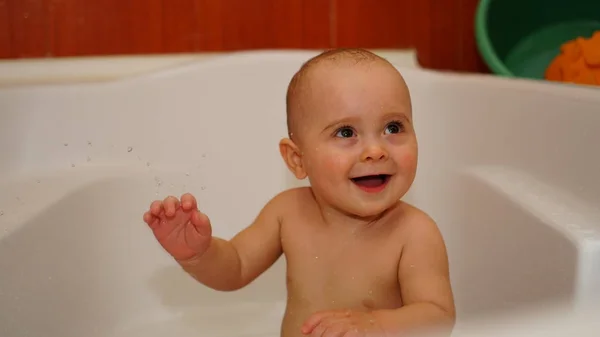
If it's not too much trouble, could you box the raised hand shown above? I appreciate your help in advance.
[143,193,212,262]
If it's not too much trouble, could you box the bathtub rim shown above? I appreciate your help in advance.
[0,50,597,102]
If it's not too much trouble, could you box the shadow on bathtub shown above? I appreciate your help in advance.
[147,259,286,308]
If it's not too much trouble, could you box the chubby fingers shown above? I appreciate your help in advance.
[149,200,164,217]
[146,193,198,225]
[302,310,352,335]
[143,211,152,223]
[180,193,197,211]
[313,324,352,337]
[190,209,212,237]
[145,200,167,229]
[143,211,156,227]
[162,196,180,217]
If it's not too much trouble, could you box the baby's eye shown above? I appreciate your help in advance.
[384,121,404,135]
[335,127,355,138]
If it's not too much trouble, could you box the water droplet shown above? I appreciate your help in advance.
[185,172,190,176]
[369,319,374,325]
[202,154,206,158]
[71,163,75,168]
[146,162,151,167]
[368,290,373,295]
[23,12,29,19]
[0,210,3,216]
[331,300,336,304]
[127,146,133,152]
[200,186,206,190]
[63,143,68,146]
[48,276,52,280]
[86,156,91,162]
[409,264,415,268]
[351,276,355,280]
[36,179,40,183]
[315,256,319,259]
[87,141,92,146]
[154,177,162,186]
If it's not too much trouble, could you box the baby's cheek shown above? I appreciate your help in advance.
[304,153,343,176]
[400,151,418,170]
[326,155,343,168]
[324,154,351,174]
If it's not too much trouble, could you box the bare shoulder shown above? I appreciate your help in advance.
[262,186,314,218]
[269,186,314,207]
[273,186,314,200]
[395,201,444,243]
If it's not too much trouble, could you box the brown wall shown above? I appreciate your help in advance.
[0,0,488,72]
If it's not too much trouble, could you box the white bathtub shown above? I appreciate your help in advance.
[0,51,599,337]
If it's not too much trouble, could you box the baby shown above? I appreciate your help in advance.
[143,48,456,337]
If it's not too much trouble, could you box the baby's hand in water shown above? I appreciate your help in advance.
[301,309,385,337]
[143,193,212,261]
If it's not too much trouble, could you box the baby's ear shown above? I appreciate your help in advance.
[279,138,307,179]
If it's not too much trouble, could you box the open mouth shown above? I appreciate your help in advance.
[350,174,391,192]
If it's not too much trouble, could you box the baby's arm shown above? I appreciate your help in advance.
[180,193,284,291]
[378,212,456,335]
[147,192,285,292]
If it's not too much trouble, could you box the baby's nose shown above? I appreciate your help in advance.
[360,143,388,162]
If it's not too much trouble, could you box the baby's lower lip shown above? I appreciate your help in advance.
[350,174,391,193]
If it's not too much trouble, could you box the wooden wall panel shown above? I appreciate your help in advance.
[420,0,464,70]
[300,0,332,48]
[420,0,466,69]
[50,0,165,56]
[459,0,488,72]
[195,0,330,50]
[6,0,49,57]
[0,0,487,73]
[0,0,11,57]
[162,0,199,52]
[420,0,486,71]
[50,0,138,56]
[128,0,164,54]
[333,0,420,49]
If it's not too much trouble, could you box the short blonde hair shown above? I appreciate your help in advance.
[285,48,387,139]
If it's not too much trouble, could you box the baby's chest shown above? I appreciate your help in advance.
[281,227,403,309]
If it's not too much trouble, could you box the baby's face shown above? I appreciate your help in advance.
[297,61,417,218]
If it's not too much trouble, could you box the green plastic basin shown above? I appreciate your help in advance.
[475,0,600,79]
